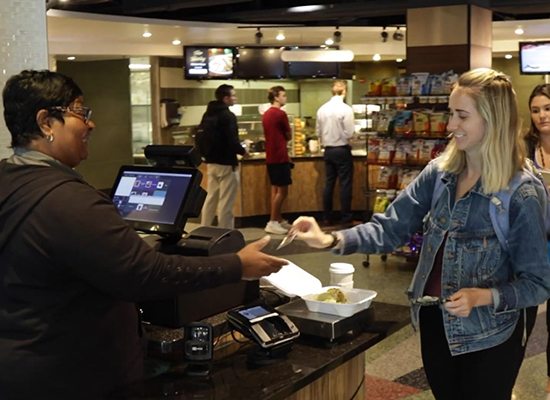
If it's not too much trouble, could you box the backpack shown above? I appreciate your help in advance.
[194,114,219,161]
[430,162,550,252]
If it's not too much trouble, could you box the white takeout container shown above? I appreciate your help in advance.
[264,261,377,317]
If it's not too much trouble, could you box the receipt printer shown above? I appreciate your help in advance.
[139,227,259,327]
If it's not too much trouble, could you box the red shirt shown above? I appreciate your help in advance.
[262,107,291,164]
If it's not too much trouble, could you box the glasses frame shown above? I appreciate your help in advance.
[50,106,92,124]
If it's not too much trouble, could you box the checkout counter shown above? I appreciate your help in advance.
[109,145,410,399]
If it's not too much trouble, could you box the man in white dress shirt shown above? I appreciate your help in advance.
[316,80,355,225]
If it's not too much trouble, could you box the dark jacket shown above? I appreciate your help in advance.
[0,160,242,399]
[202,100,245,166]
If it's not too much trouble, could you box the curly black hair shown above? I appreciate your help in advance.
[2,70,83,148]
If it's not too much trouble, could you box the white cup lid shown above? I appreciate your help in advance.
[329,263,355,274]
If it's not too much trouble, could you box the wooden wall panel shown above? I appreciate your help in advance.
[407,44,470,75]
[286,352,365,400]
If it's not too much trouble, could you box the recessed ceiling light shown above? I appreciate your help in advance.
[325,38,334,45]
[142,32,152,38]
[320,45,327,48]
[276,33,285,41]
[129,63,151,70]
[514,28,524,35]
[172,39,181,45]
[287,5,326,12]
[373,54,381,61]
[67,56,76,60]
[269,49,274,54]
[505,54,513,59]
[396,58,403,62]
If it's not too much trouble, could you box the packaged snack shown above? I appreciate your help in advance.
[411,73,430,96]
[378,139,397,164]
[393,141,410,165]
[432,141,447,159]
[400,169,419,189]
[430,75,445,95]
[413,111,430,134]
[444,72,459,95]
[373,190,390,213]
[430,112,449,135]
[368,80,382,97]
[375,110,396,133]
[410,140,423,165]
[419,141,436,164]
[367,138,380,162]
[393,111,413,134]
[396,76,411,96]
[381,78,397,97]
[376,168,393,189]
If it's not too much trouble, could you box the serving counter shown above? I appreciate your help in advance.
[125,301,410,399]
[198,152,373,220]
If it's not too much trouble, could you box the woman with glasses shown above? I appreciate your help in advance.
[0,70,286,399]
[291,68,550,399]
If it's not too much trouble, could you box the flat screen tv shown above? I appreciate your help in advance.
[236,47,287,79]
[288,61,340,79]
[184,46,236,80]
[519,41,550,74]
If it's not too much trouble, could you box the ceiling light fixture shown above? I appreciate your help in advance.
[396,58,403,62]
[287,5,326,13]
[172,39,181,45]
[142,32,152,38]
[255,27,263,44]
[276,32,285,41]
[325,38,334,45]
[514,27,524,35]
[67,56,76,60]
[129,63,151,70]
[333,26,342,43]
[373,54,381,61]
[393,27,404,41]
[380,27,388,43]
[505,54,513,59]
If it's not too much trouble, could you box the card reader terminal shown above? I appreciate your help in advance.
[227,304,299,349]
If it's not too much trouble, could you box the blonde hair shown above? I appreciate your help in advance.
[436,68,525,194]
[331,80,347,96]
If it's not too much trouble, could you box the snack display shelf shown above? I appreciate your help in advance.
[365,161,429,168]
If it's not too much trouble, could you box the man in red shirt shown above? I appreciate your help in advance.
[262,86,292,234]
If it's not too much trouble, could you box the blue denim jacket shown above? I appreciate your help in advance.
[338,161,550,355]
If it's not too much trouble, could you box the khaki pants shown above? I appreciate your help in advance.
[201,164,240,229]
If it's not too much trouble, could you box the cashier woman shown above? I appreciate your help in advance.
[0,70,286,399]
[293,68,550,399]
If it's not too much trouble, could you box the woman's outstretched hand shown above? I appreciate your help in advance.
[290,216,334,249]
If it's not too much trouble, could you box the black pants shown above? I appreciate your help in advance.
[323,146,353,223]
[419,306,535,400]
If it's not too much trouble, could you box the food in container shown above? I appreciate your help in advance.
[316,288,349,303]
[263,261,377,317]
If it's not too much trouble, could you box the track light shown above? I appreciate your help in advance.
[255,28,263,44]
[393,27,404,41]
[380,27,388,43]
[333,26,342,43]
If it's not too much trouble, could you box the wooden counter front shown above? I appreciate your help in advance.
[199,158,368,218]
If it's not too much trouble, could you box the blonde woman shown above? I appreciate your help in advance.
[291,69,550,399]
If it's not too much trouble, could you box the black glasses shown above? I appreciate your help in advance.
[50,106,92,124]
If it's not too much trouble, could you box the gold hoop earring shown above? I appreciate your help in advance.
[47,134,54,143]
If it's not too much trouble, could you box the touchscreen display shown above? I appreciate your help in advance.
[112,170,192,225]
[238,306,272,321]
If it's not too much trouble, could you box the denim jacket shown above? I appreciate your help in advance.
[337,161,550,355]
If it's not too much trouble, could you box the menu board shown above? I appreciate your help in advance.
[184,47,235,79]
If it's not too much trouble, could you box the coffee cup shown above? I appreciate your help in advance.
[329,263,355,289]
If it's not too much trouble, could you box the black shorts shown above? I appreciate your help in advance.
[267,162,292,186]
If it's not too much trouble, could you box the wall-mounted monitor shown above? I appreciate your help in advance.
[519,41,550,75]
[184,46,236,80]
[236,47,287,79]
[288,61,340,79]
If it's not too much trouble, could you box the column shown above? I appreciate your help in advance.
[0,0,49,159]
[406,0,492,74]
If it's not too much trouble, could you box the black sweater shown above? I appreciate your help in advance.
[0,160,242,399]
[201,101,245,166]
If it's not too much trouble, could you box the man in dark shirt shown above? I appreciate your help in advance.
[200,84,248,229]
[262,86,292,234]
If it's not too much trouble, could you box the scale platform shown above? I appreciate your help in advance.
[277,299,375,341]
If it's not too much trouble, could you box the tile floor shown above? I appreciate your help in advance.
[187,222,550,400]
